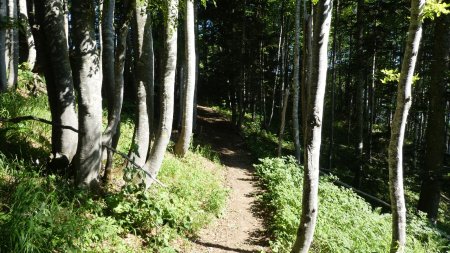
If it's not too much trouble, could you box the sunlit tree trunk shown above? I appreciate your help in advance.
[175,0,196,157]
[72,0,103,188]
[101,0,115,115]
[18,0,36,70]
[0,0,7,91]
[7,0,18,90]
[129,2,154,167]
[291,0,332,252]
[144,0,178,187]
[417,0,449,222]
[388,0,424,252]
[35,0,78,168]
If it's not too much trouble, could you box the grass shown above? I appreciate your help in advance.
[0,78,228,252]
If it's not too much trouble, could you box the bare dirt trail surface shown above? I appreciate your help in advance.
[189,106,268,253]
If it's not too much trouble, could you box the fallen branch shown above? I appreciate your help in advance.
[103,145,167,188]
[0,116,79,133]
[320,168,391,209]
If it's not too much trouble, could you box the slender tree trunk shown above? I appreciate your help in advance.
[301,13,313,138]
[388,0,424,252]
[101,0,115,115]
[267,21,283,129]
[72,0,104,188]
[292,0,301,163]
[143,0,178,188]
[277,82,290,156]
[291,1,332,252]
[35,0,78,168]
[102,1,134,183]
[353,0,365,188]
[129,2,154,167]
[18,0,36,69]
[175,0,196,157]
[0,0,7,91]
[417,4,449,222]
[7,0,18,90]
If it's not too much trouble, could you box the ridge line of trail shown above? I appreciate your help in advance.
[189,106,268,253]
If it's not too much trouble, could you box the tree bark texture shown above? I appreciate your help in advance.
[101,0,115,115]
[129,2,154,167]
[292,0,302,163]
[0,0,7,91]
[18,0,36,70]
[35,0,78,167]
[144,0,178,187]
[72,0,103,188]
[175,0,196,157]
[417,1,449,222]
[388,0,424,252]
[291,1,332,252]
[7,0,18,90]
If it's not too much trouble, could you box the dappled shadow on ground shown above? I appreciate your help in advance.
[191,240,260,253]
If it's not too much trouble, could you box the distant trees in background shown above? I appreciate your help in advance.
[0,0,449,251]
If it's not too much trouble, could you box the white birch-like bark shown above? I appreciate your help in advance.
[291,0,333,252]
[18,0,36,69]
[144,0,178,187]
[388,0,424,252]
[0,0,7,91]
[7,0,17,90]
[175,0,196,157]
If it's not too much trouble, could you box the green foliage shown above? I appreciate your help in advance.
[380,69,420,85]
[423,0,450,20]
[106,153,228,251]
[254,156,450,253]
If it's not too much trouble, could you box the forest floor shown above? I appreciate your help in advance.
[189,106,268,253]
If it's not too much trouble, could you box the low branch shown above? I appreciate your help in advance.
[0,116,79,133]
[103,145,167,188]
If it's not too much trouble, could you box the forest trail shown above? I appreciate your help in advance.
[189,106,268,253]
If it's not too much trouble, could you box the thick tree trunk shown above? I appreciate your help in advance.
[129,2,154,167]
[417,4,449,222]
[7,0,18,90]
[291,1,332,252]
[143,0,178,187]
[35,0,78,168]
[292,0,301,163]
[175,0,196,157]
[18,0,36,70]
[0,0,7,91]
[388,0,424,252]
[72,0,103,188]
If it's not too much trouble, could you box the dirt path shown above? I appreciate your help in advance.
[189,106,268,253]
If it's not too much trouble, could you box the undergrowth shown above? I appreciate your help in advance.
[255,156,450,253]
[0,89,228,252]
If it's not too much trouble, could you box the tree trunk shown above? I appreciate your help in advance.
[101,0,115,115]
[277,82,290,156]
[291,0,332,252]
[353,0,365,188]
[72,0,103,188]
[0,0,7,91]
[18,0,36,70]
[143,0,178,188]
[102,1,134,183]
[129,2,154,167]
[388,0,424,252]
[417,3,449,222]
[35,0,78,168]
[175,0,196,157]
[292,0,301,163]
[7,0,18,90]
